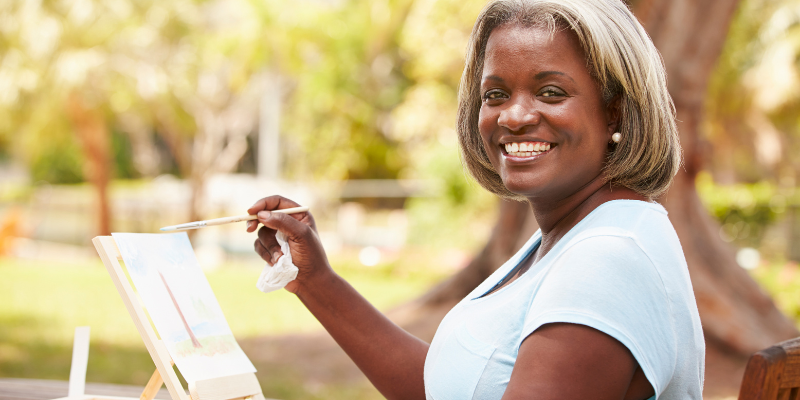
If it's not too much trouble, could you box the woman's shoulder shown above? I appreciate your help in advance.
[563,199,683,266]
[546,199,694,309]
[579,199,672,233]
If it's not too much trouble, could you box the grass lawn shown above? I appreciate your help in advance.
[0,251,450,398]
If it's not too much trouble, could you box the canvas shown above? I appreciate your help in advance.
[112,232,256,382]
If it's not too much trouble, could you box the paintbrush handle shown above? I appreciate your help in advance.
[160,206,309,231]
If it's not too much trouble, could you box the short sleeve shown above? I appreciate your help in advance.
[522,234,676,397]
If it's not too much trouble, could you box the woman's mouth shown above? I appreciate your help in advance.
[503,141,553,157]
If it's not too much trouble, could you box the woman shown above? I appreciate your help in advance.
[246,0,705,399]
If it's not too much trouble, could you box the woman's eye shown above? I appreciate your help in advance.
[539,87,565,98]
[483,90,506,102]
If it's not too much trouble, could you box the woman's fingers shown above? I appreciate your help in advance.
[257,210,310,243]
[248,195,301,216]
[246,195,316,232]
[254,238,272,265]
[256,225,283,264]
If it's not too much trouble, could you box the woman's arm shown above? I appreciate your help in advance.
[247,196,428,400]
[502,323,654,400]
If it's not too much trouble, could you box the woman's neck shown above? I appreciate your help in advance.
[527,180,647,263]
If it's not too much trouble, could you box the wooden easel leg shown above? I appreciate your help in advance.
[140,369,164,400]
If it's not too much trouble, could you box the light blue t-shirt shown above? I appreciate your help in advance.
[424,200,705,400]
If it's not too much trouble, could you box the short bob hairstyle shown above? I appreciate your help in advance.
[458,0,681,200]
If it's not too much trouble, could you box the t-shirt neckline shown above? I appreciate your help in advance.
[470,199,662,302]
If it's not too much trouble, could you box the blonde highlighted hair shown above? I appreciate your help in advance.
[458,0,681,200]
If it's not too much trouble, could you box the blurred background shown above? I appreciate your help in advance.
[1,0,800,398]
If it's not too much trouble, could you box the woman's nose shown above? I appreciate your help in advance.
[497,103,539,132]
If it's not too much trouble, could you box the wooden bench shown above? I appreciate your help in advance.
[739,337,800,400]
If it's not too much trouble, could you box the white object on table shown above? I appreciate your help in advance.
[68,326,90,397]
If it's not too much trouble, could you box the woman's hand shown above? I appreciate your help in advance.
[246,195,331,294]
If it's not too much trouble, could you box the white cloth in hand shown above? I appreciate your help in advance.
[256,231,299,293]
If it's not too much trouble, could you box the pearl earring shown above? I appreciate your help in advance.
[611,132,622,143]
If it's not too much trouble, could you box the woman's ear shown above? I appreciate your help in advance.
[605,95,622,136]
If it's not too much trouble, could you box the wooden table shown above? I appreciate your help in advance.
[0,378,172,400]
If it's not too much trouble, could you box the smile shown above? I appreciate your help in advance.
[502,141,553,157]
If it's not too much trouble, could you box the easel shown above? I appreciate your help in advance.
[53,236,269,400]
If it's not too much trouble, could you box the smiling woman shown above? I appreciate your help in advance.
[459,1,681,202]
[425,1,701,399]
[245,1,703,400]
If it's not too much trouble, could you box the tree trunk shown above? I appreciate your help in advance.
[67,93,113,237]
[636,0,798,354]
[420,0,799,355]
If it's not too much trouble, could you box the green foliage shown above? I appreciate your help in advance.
[29,141,84,184]
[405,144,498,250]
[274,0,414,181]
[110,130,138,180]
[696,172,797,247]
[750,261,800,329]
[0,0,493,190]
[273,0,490,183]
[0,133,10,162]
[22,128,138,184]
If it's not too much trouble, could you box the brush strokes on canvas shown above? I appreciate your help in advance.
[113,232,256,382]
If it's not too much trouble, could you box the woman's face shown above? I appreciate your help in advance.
[479,24,617,201]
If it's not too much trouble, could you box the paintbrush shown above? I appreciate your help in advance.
[159,206,309,232]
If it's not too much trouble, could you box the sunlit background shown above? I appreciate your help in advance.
[1,0,800,398]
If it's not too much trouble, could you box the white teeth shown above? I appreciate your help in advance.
[505,142,552,157]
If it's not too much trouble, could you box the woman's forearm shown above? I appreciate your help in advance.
[247,197,427,399]
[295,269,428,400]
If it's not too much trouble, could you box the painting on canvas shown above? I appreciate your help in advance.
[112,232,256,382]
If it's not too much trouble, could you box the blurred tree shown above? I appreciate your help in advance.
[83,0,278,226]
[638,0,798,354]
[709,0,800,261]
[0,0,123,235]
[705,0,800,186]
[0,0,276,234]
[67,93,114,235]
[272,0,418,182]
